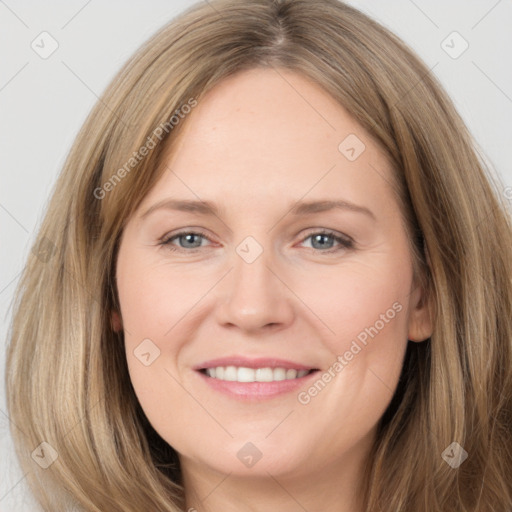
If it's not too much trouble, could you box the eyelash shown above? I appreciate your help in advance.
[159,229,354,255]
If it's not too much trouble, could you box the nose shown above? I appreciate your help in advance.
[214,244,295,333]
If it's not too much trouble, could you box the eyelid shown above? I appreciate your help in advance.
[299,228,354,244]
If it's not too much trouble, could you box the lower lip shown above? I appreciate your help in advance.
[196,370,319,401]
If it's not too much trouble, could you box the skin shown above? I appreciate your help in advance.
[113,67,433,512]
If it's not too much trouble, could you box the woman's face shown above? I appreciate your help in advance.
[114,68,432,483]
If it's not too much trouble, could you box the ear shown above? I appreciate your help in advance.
[407,282,434,342]
[111,310,123,332]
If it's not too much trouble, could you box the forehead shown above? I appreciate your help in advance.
[141,68,396,217]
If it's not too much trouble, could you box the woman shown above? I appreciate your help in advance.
[6,0,512,510]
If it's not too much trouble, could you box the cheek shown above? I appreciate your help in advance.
[117,254,202,336]
[116,253,209,425]
[291,259,411,355]
[287,255,412,428]
[289,263,411,453]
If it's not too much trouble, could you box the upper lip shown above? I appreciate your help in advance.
[193,356,318,371]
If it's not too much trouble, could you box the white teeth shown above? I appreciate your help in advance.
[255,367,273,382]
[224,366,237,381]
[273,368,286,381]
[203,366,312,382]
[237,367,255,382]
[286,369,298,379]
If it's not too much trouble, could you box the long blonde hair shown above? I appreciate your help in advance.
[6,0,512,510]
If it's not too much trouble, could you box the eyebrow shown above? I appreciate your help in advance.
[140,198,376,221]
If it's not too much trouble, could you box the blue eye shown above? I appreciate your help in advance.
[159,229,354,254]
[161,231,210,252]
[300,230,354,252]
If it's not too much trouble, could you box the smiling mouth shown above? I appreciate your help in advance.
[198,366,319,383]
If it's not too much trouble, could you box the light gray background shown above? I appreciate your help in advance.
[1,1,511,509]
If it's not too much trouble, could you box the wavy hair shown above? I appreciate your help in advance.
[6,0,512,510]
